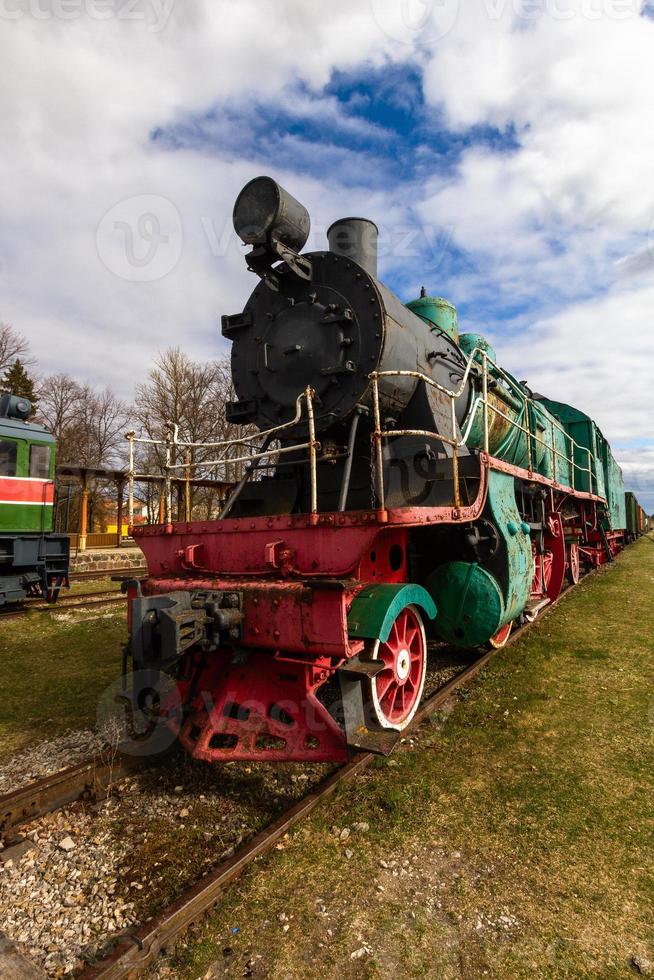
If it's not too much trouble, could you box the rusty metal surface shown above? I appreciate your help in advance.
[0,753,143,842]
[72,568,147,582]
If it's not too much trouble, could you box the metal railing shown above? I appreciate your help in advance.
[125,355,601,525]
[125,387,320,525]
[369,347,598,512]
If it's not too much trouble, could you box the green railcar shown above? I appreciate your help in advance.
[625,491,648,541]
[0,393,69,603]
[536,399,626,530]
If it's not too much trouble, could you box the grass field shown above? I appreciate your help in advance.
[0,598,126,760]
[162,534,654,979]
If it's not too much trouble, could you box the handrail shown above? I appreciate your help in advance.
[124,347,602,524]
[370,347,599,511]
[125,387,320,524]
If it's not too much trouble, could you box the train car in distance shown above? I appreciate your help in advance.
[625,490,649,541]
[0,393,69,604]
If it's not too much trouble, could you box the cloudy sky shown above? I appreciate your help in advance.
[1,0,653,508]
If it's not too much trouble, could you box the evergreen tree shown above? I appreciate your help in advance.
[1,358,38,413]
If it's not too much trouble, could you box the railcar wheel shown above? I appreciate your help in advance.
[567,542,580,585]
[488,621,512,649]
[367,605,427,731]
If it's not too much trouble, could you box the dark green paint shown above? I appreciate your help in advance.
[348,583,437,642]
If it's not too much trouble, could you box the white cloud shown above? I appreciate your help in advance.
[0,0,653,516]
[0,0,402,395]
[414,1,654,485]
[493,281,654,441]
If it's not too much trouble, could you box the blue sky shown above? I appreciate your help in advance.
[1,1,653,507]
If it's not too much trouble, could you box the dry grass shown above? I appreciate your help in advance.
[0,604,126,760]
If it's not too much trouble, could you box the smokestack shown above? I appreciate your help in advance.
[327,217,378,278]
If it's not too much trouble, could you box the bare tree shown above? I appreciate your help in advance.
[0,323,30,375]
[133,349,247,518]
[76,385,130,468]
[39,374,128,468]
[38,373,83,461]
[38,373,130,532]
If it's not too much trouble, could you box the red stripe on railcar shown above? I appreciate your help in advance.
[0,477,54,504]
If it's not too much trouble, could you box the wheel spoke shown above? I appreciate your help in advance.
[376,672,395,701]
[398,612,408,647]
[382,684,397,710]
[405,625,418,649]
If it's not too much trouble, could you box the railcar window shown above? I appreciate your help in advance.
[0,440,18,476]
[29,444,51,479]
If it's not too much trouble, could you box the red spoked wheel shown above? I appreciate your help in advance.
[488,621,512,649]
[367,605,427,731]
[567,542,580,585]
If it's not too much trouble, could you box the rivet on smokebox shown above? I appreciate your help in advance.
[274,630,280,639]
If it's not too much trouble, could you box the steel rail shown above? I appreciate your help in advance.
[72,568,148,582]
[0,752,145,843]
[0,593,127,622]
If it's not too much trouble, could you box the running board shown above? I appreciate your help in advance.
[524,597,550,622]
[346,726,402,755]
[339,655,386,678]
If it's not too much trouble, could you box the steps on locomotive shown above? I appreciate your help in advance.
[523,597,550,621]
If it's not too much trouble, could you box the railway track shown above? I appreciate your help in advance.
[0,578,581,978]
[0,753,146,843]
[0,567,146,621]
[72,567,147,582]
[0,591,127,622]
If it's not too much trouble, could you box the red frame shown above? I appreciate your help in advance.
[132,454,622,761]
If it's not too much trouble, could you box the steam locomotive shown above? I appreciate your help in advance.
[128,176,645,763]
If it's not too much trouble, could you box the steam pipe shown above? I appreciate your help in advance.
[338,407,363,512]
